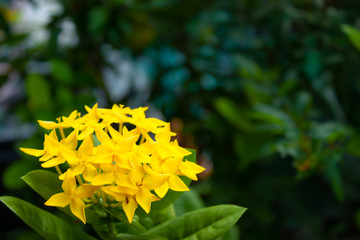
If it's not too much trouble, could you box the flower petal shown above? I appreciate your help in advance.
[70,198,86,224]
[162,156,182,174]
[135,187,152,213]
[45,192,70,207]
[91,173,115,186]
[168,175,189,192]
[20,148,45,157]
[123,196,138,223]
[41,156,65,168]
[78,135,93,158]
[62,170,76,196]
[78,127,94,141]
[75,184,98,199]
[143,172,170,190]
[114,154,133,169]
[64,130,78,150]
[38,120,57,130]
[155,181,169,198]
[48,129,59,141]
[155,124,171,143]
[82,164,97,182]
[114,173,137,189]
[60,145,80,165]
[179,160,205,181]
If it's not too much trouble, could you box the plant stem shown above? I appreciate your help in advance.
[59,127,66,139]
[55,166,62,175]
[108,216,117,235]
[76,175,83,185]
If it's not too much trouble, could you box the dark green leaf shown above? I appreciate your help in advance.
[214,98,252,132]
[51,59,74,84]
[144,205,246,240]
[342,24,360,51]
[302,49,322,79]
[173,188,205,216]
[233,133,275,169]
[0,196,96,240]
[25,74,53,119]
[88,7,109,35]
[324,155,344,201]
[21,170,75,218]
[347,133,360,157]
[22,169,62,200]
[115,233,167,240]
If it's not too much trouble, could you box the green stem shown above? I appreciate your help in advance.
[55,166,62,175]
[102,207,147,234]
[168,204,176,218]
[130,219,148,234]
[76,175,83,185]
[108,216,117,235]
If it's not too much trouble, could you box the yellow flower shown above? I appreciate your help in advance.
[21,104,205,224]
[178,160,206,181]
[77,104,110,140]
[145,155,190,198]
[20,130,67,168]
[60,135,97,181]
[37,110,79,130]
[45,170,98,224]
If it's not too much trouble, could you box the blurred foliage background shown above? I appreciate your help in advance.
[1,0,360,239]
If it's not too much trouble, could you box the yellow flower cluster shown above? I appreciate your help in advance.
[20,104,204,224]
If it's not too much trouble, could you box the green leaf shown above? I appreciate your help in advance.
[144,205,246,240]
[173,188,205,216]
[233,133,275,169]
[115,233,167,240]
[88,7,109,35]
[341,24,360,51]
[252,104,297,136]
[310,122,350,143]
[347,133,360,157]
[51,59,74,84]
[324,155,344,201]
[302,49,322,79]
[0,196,96,240]
[235,54,263,80]
[214,98,252,132]
[218,225,241,240]
[92,220,168,240]
[22,170,75,218]
[25,74,53,119]
[22,170,62,200]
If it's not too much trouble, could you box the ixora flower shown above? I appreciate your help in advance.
[20,104,205,224]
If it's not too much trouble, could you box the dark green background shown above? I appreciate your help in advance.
[1,0,360,239]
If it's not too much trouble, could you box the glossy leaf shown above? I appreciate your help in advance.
[22,170,62,200]
[0,196,96,240]
[173,188,205,216]
[115,233,167,240]
[144,205,246,240]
